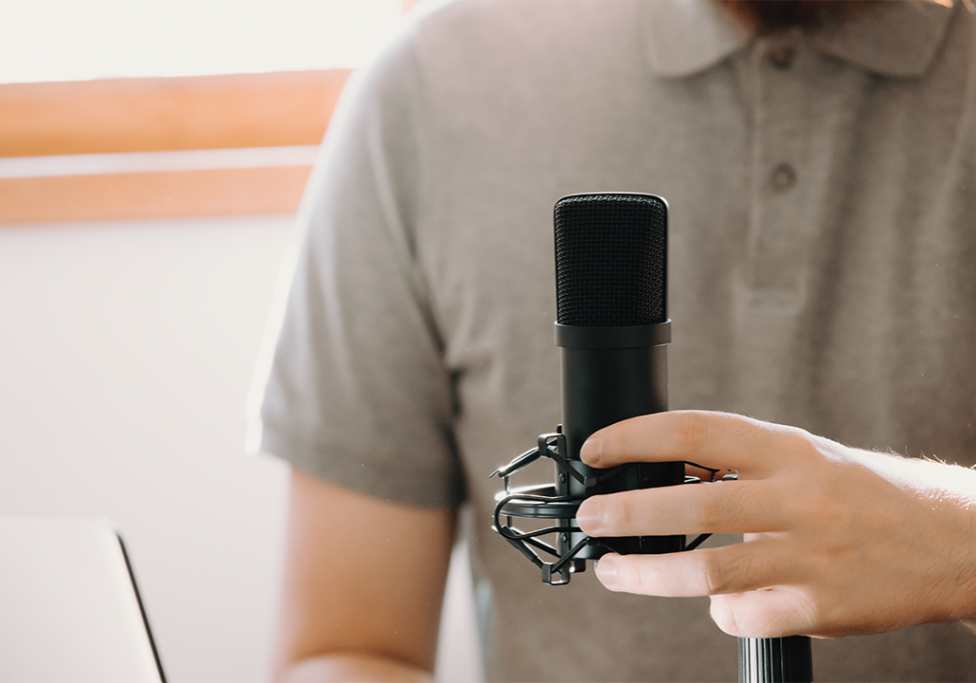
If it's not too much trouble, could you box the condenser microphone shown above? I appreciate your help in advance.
[552,192,685,559]
[491,192,688,583]
[491,193,813,682]
[557,193,812,682]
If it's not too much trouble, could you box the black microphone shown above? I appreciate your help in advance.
[556,194,812,682]
[492,192,812,682]
[490,193,686,584]
[552,192,684,559]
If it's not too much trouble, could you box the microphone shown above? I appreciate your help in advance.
[556,193,812,682]
[491,192,812,682]
[552,192,684,559]
[491,192,686,584]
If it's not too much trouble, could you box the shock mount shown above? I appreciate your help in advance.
[490,427,733,585]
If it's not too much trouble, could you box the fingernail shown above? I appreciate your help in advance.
[581,435,602,464]
[595,553,618,590]
[576,499,601,533]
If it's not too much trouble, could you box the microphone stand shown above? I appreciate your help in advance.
[739,636,812,683]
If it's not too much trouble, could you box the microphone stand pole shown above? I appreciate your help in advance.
[739,636,813,683]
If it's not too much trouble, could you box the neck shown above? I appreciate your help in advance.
[714,0,875,34]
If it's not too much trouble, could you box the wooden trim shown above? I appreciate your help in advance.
[0,70,347,223]
[0,166,312,225]
[0,70,351,158]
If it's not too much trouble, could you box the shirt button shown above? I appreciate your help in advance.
[769,45,796,69]
[770,163,797,192]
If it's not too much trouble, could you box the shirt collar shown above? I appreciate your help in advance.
[642,0,958,79]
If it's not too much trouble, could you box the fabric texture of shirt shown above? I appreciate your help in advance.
[250,1,976,680]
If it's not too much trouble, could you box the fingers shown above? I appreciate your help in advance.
[593,542,819,637]
[581,410,805,475]
[577,480,789,537]
[594,539,801,599]
[709,590,816,638]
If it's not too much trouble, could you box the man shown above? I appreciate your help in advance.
[249,0,976,680]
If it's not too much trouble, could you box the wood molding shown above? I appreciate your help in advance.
[0,166,313,225]
[0,70,351,224]
[0,70,351,158]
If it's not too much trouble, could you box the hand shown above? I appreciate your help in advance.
[575,410,976,639]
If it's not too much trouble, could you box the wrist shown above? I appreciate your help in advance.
[895,456,976,625]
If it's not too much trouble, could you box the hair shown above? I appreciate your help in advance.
[715,0,878,34]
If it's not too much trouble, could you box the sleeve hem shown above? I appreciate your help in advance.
[257,423,466,510]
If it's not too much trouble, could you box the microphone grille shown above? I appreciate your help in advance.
[554,193,667,326]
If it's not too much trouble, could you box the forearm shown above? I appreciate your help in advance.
[276,653,433,683]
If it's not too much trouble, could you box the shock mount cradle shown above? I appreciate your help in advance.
[490,425,729,585]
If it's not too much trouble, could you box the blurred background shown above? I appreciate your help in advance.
[0,1,480,680]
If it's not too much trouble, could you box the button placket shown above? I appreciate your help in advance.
[732,32,883,418]
[734,36,823,416]
[744,37,820,302]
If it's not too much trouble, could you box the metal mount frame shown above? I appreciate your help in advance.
[490,427,729,585]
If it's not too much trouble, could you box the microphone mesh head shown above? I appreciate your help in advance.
[554,193,667,326]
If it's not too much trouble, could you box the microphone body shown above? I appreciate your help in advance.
[553,193,684,559]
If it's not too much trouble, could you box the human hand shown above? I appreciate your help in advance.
[575,411,976,639]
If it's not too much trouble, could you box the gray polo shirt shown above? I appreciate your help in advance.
[250,1,976,680]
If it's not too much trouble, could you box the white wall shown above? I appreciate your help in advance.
[0,1,403,83]
[0,215,480,682]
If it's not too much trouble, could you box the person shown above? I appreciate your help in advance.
[247,0,976,680]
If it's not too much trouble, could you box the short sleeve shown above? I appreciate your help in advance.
[246,27,464,509]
